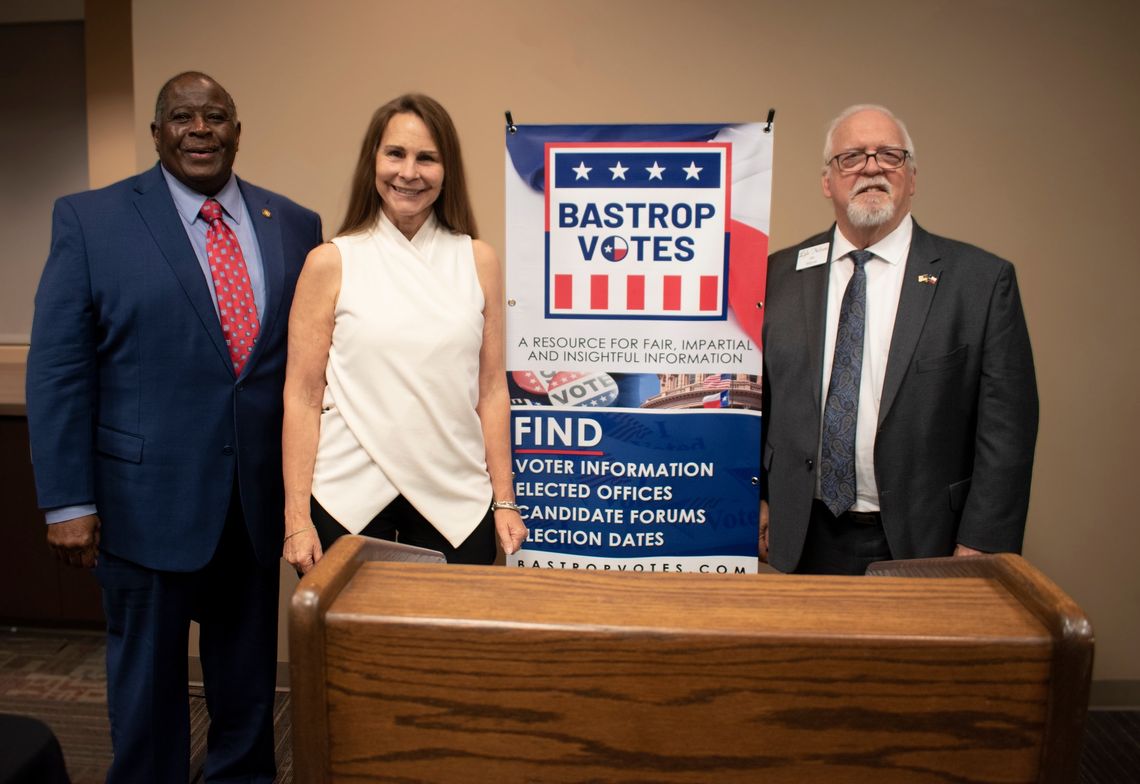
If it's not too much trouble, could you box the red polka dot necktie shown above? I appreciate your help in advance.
[199,198,260,375]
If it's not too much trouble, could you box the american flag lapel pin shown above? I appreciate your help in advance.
[918,273,938,285]
[261,208,272,218]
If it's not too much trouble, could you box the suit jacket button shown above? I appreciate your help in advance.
[805,458,814,470]
[222,445,234,456]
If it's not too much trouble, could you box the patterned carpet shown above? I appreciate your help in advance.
[0,627,109,782]
[0,627,291,783]
[1081,710,1140,784]
[1,626,1137,783]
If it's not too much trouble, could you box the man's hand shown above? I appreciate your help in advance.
[759,500,770,564]
[47,514,100,569]
[953,543,985,557]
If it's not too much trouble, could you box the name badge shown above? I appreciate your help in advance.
[795,242,829,270]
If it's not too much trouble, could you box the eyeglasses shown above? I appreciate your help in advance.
[829,148,911,172]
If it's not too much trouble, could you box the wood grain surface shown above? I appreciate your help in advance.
[291,546,1089,783]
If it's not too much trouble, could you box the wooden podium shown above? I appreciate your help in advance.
[290,538,1092,783]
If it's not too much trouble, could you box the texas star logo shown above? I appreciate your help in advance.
[545,142,731,321]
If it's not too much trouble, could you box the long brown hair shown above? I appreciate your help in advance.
[337,94,478,238]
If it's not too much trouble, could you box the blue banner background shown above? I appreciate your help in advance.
[512,408,760,560]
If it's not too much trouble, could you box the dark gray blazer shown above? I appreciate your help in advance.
[761,221,1038,572]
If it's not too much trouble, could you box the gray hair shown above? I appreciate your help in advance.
[822,104,916,171]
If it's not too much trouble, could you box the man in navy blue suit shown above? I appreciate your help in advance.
[26,72,322,781]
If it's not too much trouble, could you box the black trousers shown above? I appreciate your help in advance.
[794,499,893,575]
[310,495,496,565]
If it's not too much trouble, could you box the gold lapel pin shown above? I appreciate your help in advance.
[261,208,272,218]
[918,274,938,285]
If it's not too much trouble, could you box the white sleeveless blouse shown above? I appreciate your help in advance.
[311,212,490,547]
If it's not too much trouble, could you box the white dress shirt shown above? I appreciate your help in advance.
[818,214,913,511]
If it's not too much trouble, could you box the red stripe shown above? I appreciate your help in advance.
[700,275,719,311]
[590,275,609,309]
[626,275,645,310]
[554,275,573,309]
[663,276,682,310]
[728,219,768,345]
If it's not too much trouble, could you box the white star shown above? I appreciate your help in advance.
[683,161,703,180]
[646,161,666,180]
[609,161,628,180]
[573,161,592,180]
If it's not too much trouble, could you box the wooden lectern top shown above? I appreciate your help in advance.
[332,563,1047,641]
[290,538,1092,784]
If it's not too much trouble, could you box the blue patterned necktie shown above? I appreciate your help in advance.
[820,249,873,517]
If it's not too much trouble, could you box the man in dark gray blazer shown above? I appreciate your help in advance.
[760,105,1037,575]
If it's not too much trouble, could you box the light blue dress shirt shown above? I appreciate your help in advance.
[161,165,267,317]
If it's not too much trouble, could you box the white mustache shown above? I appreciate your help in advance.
[851,176,892,197]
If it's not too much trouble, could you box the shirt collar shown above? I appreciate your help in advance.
[832,213,913,266]
[160,164,243,225]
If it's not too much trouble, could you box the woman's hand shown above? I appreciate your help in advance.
[494,509,528,556]
[284,524,324,575]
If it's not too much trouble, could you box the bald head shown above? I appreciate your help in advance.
[150,71,241,196]
[154,71,236,125]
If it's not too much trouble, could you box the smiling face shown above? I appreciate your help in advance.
[375,112,444,238]
[151,75,240,196]
[822,108,916,246]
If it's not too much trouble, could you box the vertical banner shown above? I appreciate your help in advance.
[505,123,771,573]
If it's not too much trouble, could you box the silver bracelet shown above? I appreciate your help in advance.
[490,500,525,517]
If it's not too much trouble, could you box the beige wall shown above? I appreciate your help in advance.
[84,0,134,189]
[0,20,88,343]
[88,0,1140,693]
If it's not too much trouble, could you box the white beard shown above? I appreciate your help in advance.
[846,176,895,228]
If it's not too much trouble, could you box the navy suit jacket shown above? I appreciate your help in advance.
[761,221,1038,572]
[27,164,322,571]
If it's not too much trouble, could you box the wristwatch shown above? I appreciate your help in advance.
[490,500,524,516]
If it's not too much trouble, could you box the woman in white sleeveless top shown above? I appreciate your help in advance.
[281,95,526,572]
